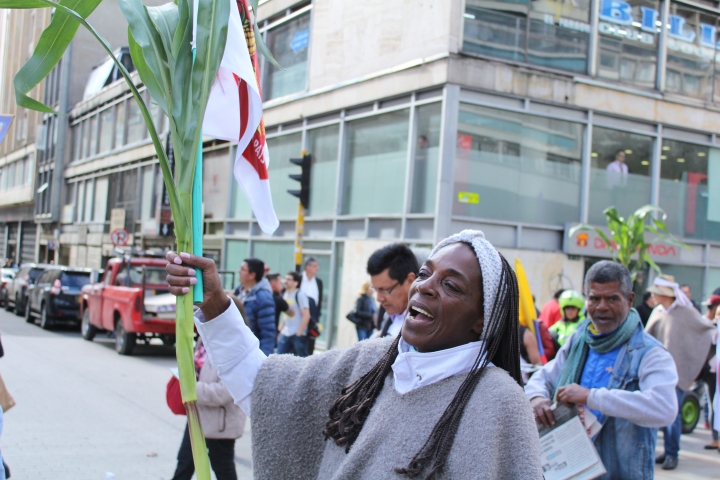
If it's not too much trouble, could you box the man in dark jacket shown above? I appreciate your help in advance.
[234,258,276,356]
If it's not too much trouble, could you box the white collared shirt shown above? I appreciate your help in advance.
[195,299,490,416]
[392,338,489,394]
[300,272,319,304]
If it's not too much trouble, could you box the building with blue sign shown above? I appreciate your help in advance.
[27,0,720,349]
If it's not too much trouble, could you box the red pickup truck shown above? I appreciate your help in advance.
[80,255,176,355]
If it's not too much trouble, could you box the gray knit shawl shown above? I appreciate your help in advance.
[251,337,542,479]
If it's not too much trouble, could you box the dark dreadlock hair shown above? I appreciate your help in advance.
[323,252,521,479]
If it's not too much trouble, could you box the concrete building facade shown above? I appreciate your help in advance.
[11,0,720,349]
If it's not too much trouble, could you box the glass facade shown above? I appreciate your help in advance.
[463,0,720,103]
[261,11,311,101]
[588,127,653,225]
[267,133,303,218]
[659,139,720,239]
[463,0,591,73]
[306,125,339,217]
[342,110,410,215]
[454,103,583,224]
[410,103,442,214]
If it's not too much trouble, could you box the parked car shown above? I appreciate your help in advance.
[0,269,16,307]
[25,267,93,329]
[80,254,174,355]
[5,264,53,317]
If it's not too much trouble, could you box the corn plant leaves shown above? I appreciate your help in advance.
[7,0,102,113]
[177,0,229,194]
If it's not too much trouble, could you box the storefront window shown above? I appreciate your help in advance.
[410,103,441,214]
[463,0,590,74]
[596,0,659,89]
[665,4,717,101]
[588,126,653,225]
[223,239,248,289]
[658,139,720,240]
[306,125,339,217]
[454,104,583,225]
[267,133,303,218]
[342,110,410,215]
[251,241,295,276]
[98,107,114,153]
[262,12,310,101]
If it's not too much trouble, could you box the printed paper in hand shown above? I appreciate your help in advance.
[539,404,606,480]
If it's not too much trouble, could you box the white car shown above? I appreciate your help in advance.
[0,269,15,307]
[143,292,176,320]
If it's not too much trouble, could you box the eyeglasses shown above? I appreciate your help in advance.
[370,281,400,296]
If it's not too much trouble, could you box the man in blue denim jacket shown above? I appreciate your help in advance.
[526,261,678,479]
[234,258,276,356]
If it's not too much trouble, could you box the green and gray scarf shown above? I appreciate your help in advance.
[553,309,640,399]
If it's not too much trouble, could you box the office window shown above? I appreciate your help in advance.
[658,139,720,240]
[98,106,114,153]
[454,104,583,225]
[140,166,155,221]
[150,96,165,134]
[410,103,442,214]
[596,0,659,89]
[76,180,85,222]
[88,115,99,156]
[84,180,94,223]
[72,123,83,160]
[126,98,145,144]
[267,133,303,218]
[342,110,410,215]
[588,126,653,225]
[306,125,339,217]
[463,0,590,74]
[262,11,311,100]
[115,101,126,147]
[94,176,108,223]
[665,4,717,101]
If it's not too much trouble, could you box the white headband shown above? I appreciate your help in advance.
[653,277,693,308]
[430,230,502,322]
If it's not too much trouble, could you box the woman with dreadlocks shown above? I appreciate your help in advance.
[165,230,541,479]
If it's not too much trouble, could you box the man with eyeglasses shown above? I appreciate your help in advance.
[366,243,419,338]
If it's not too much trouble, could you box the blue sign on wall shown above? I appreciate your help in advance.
[0,115,13,146]
[291,29,309,53]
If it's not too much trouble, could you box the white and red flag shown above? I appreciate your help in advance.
[201,0,279,234]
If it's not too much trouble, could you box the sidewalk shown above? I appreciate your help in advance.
[656,425,720,479]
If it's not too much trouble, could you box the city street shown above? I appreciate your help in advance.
[1,306,720,479]
[0,309,252,480]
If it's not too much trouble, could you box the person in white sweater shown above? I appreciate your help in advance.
[165,230,542,479]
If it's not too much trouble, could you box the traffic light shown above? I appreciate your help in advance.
[287,153,312,209]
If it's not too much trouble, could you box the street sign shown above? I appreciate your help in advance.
[0,115,13,146]
[111,229,129,247]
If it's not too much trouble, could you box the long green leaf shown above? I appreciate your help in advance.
[12,0,102,113]
[119,0,172,116]
[147,3,180,62]
[177,0,229,194]
[0,1,48,6]
[253,21,282,69]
